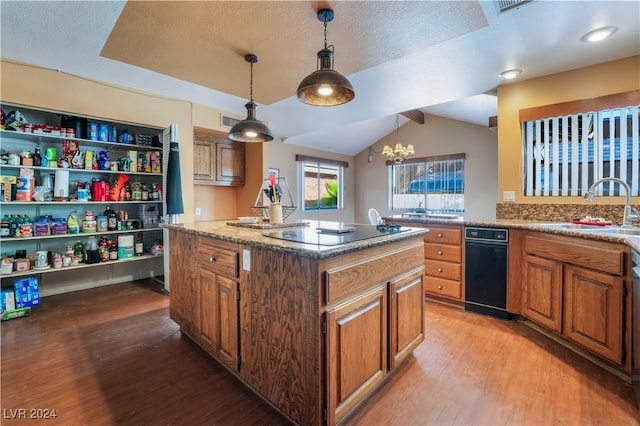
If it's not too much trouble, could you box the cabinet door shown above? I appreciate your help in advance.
[215,141,245,185]
[197,265,240,371]
[197,265,216,349]
[213,274,239,370]
[169,230,198,335]
[389,269,424,369]
[194,138,215,181]
[563,265,623,364]
[326,284,387,425]
[523,254,563,333]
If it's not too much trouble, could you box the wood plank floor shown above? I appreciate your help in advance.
[2,280,639,425]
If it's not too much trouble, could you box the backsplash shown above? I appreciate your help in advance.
[495,203,640,224]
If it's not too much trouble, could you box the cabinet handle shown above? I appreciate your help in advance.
[437,268,443,272]
[209,256,216,263]
[437,285,443,290]
[437,233,443,238]
[438,250,443,255]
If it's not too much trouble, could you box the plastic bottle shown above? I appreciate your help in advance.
[74,240,85,263]
[67,210,80,234]
[135,232,144,256]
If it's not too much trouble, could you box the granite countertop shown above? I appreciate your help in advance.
[165,220,428,259]
[386,215,640,252]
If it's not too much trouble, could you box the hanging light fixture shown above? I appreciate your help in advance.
[382,115,414,164]
[296,8,355,107]
[228,54,274,143]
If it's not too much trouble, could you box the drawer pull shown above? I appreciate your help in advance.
[437,268,443,272]
[438,251,443,255]
[437,233,443,238]
[437,285,443,290]
[209,256,216,263]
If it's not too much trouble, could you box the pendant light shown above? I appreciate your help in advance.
[228,54,274,143]
[296,8,355,107]
[381,115,414,164]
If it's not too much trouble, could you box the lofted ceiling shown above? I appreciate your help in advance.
[1,1,639,156]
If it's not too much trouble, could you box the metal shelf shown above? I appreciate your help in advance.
[0,129,162,151]
[1,227,162,243]
[0,163,162,178]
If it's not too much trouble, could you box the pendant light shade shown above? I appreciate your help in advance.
[228,54,273,143]
[297,9,355,107]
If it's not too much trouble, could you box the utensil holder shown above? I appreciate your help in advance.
[269,203,283,224]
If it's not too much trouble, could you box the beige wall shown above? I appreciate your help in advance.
[265,139,355,223]
[353,114,499,223]
[497,55,640,205]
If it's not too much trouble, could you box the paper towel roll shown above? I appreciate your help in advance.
[54,170,69,199]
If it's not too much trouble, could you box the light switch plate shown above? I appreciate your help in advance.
[503,191,516,202]
[195,207,201,216]
[242,249,251,272]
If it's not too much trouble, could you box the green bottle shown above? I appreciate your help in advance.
[74,240,85,263]
[67,210,79,234]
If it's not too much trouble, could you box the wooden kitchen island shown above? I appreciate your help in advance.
[166,221,427,425]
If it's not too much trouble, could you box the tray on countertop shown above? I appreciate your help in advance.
[226,220,310,230]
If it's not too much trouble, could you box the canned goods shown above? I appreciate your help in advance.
[85,211,95,221]
[82,219,97,233]
[52,254,63,269]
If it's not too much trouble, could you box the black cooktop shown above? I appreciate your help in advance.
[262,223,407,246]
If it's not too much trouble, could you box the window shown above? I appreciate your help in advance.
[522,104,639,197]
[389,154,465,213]
[296,155,347,211]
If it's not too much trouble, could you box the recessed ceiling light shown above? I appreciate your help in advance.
[581,26,618,43]
[498,69,522,80]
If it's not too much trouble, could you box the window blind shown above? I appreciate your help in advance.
[523,105,639,197]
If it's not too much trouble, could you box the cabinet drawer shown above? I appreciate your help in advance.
[198,238,239,278]
[423,227,462,245]
[424,259,461,281]
[424,243,461,262]
[424,276,461,299]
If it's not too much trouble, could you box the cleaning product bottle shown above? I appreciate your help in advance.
[67,210,80,234]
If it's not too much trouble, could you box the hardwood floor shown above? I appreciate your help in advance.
[2,281,639,425]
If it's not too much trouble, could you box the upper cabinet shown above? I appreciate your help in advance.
[194,132,245,186]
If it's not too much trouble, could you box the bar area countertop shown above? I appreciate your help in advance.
[165,219,429,258]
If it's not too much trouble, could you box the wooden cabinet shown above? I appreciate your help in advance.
[523,254,563,333]
[564,265,623,363]
[423,224,463,301]
[523,232,630,368]
[194,133,245,186]
[388,267,425,368]
[326,284,387,424]
[169,225,426,426]
[169,230,240,371]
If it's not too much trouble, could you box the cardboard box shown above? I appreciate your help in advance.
[14,276,40,308]
[1,307,31,321]
[1,175,16,201]
[15,177,35,201]
[1,288,16,312]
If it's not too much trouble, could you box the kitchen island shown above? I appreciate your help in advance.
[166,220,427,425]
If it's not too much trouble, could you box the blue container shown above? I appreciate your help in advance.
[98,124,109,142]
[87,123,98,140]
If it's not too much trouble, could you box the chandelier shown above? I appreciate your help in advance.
[381,115,414,164]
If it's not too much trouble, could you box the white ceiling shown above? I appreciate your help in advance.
[1,1,639,156]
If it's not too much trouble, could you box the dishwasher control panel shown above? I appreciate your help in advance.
[465,226,508,243]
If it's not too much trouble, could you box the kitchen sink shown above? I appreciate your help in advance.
[537,223,605,230]
[537,223,640,235]
[590,227,640,236]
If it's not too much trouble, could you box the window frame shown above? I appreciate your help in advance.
[296,155,347,211]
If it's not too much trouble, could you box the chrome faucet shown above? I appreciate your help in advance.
[584,177,639,227]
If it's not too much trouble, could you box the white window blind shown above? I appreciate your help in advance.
[523,105,640,197]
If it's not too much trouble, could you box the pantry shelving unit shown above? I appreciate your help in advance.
[1,102,172,296]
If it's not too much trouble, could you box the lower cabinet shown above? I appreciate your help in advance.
[326,284,387,425]
[523,232,629,368]
[197,265,239,370]
[325,266,424,425]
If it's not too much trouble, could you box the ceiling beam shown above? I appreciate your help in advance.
[400,109,425,125]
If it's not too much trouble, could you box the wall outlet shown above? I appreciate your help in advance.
[195,207,201,216]
[242,249,251,272]
[503,191,516,202]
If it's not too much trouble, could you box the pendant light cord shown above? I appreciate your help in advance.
[249,61,254,102]
[324,18,328,49]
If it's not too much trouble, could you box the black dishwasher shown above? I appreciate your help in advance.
[464,226,509,319]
